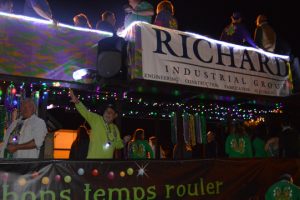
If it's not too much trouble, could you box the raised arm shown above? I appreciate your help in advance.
[69,89,98,126]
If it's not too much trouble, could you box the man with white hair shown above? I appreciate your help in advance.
[0,98,47,159]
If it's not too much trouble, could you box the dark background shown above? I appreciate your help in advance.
[12,0,299,58]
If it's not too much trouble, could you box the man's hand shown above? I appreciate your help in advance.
[69,89,79,104]
[7,144,18,153]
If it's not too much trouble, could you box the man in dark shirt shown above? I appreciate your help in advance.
[96,11,116,35]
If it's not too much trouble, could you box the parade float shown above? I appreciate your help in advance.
[0,12,299,199]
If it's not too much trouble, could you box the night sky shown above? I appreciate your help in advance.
[11,0,299,58]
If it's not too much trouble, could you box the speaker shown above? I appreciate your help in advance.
[96,36,127,79]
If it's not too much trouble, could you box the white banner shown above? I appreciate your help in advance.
[139,23,291,97]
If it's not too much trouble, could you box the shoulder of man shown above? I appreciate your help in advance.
[31,114,45,122]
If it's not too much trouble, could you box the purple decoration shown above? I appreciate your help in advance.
[55,175,61,182]
[107,171,115,180]
[0,14,110,82]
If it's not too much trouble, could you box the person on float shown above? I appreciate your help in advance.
[0,98,47,159]
[69,89,128,159]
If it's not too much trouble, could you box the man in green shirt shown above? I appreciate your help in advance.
[123,0,154,28]
[69,89,124,159]
[225,123,253,158]
[265,174,300,200]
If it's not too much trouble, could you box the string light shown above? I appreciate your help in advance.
[0,81,284,121]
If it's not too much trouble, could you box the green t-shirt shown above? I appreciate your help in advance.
[265,180,300,200]
[225,133,253,158]
[128,140,154,159]
[124,1,153,28]
[253,137,268,158]
[76,102,123,159]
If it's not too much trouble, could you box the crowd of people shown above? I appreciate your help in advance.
[1,93,299,161]
[0,0,177,30]
[219,11,291,55]
[224,120,300,158]
[265,173,300,199]
[0,0,296,56]
[69,96,300,161]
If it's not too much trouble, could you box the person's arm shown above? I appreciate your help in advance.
[69,89,98,126]
[30,0,53,20]
[134,9,154,17]
[114,126,124,150]
[134,1,154,17]
[241,25,257,48]
[125,6,154,17]
[0,121,19,157]
[7,139,36,153]
[146,142,154,158]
